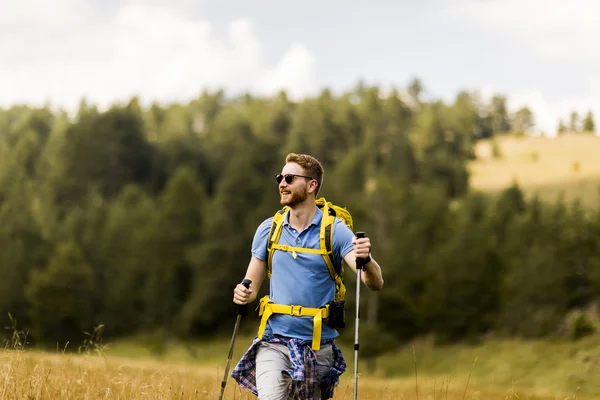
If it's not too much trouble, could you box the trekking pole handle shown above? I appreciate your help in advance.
[238,279,252,316]
[355,231,366,270]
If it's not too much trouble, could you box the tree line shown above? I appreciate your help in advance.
[558,110,596,135]
[0,80,599,355]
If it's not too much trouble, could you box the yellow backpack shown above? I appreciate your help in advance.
[257,197,353,350]
[265,197,353,303]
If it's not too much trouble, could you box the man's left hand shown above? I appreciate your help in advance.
[352,235,371,260]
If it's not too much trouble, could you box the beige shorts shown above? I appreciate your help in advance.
[255,341,334,400]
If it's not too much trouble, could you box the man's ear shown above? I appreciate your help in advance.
[309,180,319,194]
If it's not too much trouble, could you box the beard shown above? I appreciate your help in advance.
[280,186,308,207]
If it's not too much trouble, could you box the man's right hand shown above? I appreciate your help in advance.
[233,281,253,305]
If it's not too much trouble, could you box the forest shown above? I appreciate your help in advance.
[1,79,599,360]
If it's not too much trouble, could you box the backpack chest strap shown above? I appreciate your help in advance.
[270,243,327,259]
[257,295,330,351]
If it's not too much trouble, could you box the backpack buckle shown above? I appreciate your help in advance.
[290,305,303,316]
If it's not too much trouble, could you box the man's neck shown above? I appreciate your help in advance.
[287,199,317,232]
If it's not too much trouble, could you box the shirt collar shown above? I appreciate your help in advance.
[283,207,323,227]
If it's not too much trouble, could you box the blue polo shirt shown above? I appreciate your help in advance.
[251,207,355,342]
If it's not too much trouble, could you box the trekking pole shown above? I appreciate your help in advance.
[353,232,366,400]
[219,278,252,400]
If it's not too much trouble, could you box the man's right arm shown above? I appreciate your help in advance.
[233,256,267,305]
[233,217,272,305]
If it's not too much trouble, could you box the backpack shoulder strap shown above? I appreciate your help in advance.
[266,207,288,278]
[317,198,347,302]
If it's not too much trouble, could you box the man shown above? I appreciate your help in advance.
[231,153,384,400]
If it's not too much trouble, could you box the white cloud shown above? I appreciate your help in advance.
[0,0,89,26]
[437,0,600,136]
[0,0,318,114]
[258,43,317,99]
[444,0,600,63]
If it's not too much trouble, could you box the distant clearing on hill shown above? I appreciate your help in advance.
[469,134,600,208]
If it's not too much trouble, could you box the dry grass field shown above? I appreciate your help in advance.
[0,347,587,400]
[4,327,600,400]
[469,134,600,208]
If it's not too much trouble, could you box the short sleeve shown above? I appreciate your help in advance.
[332,217,355,261]
[251,217,274,261]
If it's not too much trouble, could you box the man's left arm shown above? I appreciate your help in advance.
[343,239,384,291]
[334,219,384,291]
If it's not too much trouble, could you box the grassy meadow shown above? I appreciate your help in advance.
[0,349,559,400]
[469,134,600,208]
[3,331,600,399]
[5,134,600,399]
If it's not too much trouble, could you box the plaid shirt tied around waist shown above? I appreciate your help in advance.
[231,334,347,399]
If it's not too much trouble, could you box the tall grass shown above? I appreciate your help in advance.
[0,347,575,399]
[2,314,596,399]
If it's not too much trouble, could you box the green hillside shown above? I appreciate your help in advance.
[470,134,600,207]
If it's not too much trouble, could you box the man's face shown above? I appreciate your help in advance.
[278,162,313,207]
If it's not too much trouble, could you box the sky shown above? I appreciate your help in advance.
[2,0,600,135]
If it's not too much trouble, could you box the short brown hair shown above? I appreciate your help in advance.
[285,153,324,195]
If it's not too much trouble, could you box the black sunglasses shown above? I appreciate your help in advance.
[275,173,315,184]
